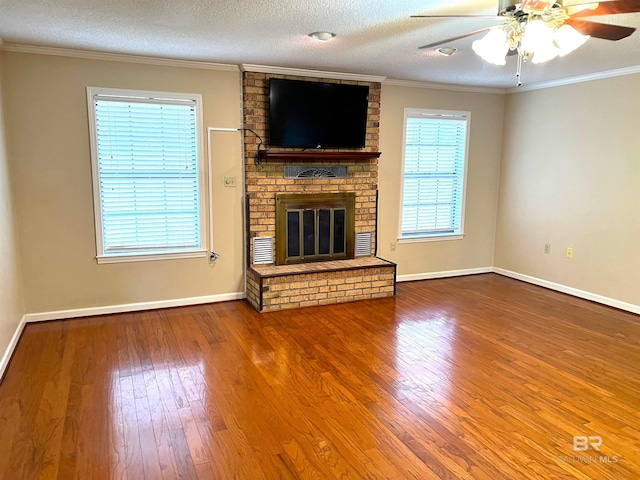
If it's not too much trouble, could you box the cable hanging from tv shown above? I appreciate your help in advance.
[241,128,264,164]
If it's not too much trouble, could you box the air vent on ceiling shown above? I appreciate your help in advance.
[355,232,372,257]
[252,236,274,265]
[284,165,348,179]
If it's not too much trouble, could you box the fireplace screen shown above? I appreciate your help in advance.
[276,193,355,265]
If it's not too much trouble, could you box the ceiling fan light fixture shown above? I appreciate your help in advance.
[521,20,555,52]
[309,31,336,42]
[521,19,559,63]
[472,28,509,65]
[531,44,560,63]
[555,24,590,56]
[412,0,639,86]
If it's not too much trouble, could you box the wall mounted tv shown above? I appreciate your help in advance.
[268,78,369,149]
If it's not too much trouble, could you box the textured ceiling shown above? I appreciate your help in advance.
[1,0,639,88]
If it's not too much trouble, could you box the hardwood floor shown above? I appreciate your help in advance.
[1,273,639,479]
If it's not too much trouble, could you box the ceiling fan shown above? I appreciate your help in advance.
[412,0,640,85]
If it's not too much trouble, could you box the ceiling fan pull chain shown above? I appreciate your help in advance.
[516,52,523,87]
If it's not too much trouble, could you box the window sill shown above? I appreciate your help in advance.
[398,234,464,244]
[96,250,208,264]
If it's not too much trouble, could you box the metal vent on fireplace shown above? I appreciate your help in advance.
[355,232,372,257]
[284,165,348,179]
[252,236,274,265]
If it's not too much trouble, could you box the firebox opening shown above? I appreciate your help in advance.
[276,193,355,265]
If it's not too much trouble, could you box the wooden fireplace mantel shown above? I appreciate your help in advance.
[258,150,381,162]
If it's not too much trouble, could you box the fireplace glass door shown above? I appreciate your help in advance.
[287,208,346,261]
[276,193,355,265]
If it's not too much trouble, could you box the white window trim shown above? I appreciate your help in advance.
[398,108,471,243]
[397,234,464,245]
[96,250,208,264]
[87,86,207,264]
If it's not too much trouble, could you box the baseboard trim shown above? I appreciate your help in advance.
[0,315,27,380]
[6,267,638,378]
[397,267,493,283]
[24,292,246,323]
[493,268,640,315]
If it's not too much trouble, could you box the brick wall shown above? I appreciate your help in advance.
[242,71,381,262]
[247,264,396,312]
[246,269,261,311]
[242,70,393,313]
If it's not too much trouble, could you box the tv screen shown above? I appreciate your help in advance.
[269,78,369,149]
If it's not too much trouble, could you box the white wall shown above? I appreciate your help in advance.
[0,54,26,372]
[378,84,504,277]
[495,74,640,306]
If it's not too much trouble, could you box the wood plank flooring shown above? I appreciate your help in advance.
[1,273,639,479]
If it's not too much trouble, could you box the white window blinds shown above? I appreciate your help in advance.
[90,91,203,259]
[401,112,469,239]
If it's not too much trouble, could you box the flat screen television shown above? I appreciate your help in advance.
[268,78,369,149]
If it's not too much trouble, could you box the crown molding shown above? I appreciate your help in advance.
[0,43,240,72]
[384,78,506,95]
[241,64,386,83]
[4,43,637,93]
[507,64,640,94]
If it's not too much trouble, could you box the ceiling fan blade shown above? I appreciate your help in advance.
[569,0,640,17]
[521,0,556,10]
[418,27,494,49]
[566,18,637,39]
[411,14,504,19]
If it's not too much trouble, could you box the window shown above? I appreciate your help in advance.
[87,87,206,263]
[400,109,470,242]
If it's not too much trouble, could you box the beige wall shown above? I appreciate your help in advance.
[6,48,636,315]
[378,84,504,276]
[3,52,244,313]
[495,74,640,306]
[0,55,25,362]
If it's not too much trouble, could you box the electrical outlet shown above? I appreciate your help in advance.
[390,241,397,252]
[544,243,551,254]
[224,176,236,187]
[566,247,573,259]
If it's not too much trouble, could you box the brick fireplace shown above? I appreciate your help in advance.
[242,68,396,312]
